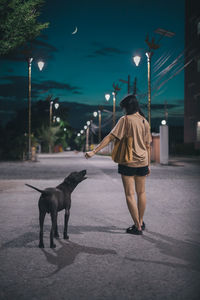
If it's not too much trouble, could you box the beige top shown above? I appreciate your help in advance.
[110,112,152,167]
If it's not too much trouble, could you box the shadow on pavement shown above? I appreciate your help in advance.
[1,232,39,248]
[41,239,117,277]
[0,225,123,250]
[125,230,200,272]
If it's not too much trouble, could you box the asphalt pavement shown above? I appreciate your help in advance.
[0,152,200,300]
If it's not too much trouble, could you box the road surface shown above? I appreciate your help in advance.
[0,152,200,300]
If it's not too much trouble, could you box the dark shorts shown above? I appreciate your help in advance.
[118,164,149,176]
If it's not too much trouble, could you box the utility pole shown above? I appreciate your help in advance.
[133,77,137,95]
[119,75,131,94]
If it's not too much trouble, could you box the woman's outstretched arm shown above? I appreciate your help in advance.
[85,133,115,159]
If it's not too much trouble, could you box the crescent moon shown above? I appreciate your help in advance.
[72,27,78,35]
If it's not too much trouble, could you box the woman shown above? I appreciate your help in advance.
[85,94,152,235]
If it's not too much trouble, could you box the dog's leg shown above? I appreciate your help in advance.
[50,212,57,248]
[63,209,70,239]
[39,210,46,248]
[54,220,59,238]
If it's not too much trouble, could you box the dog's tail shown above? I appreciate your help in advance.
[25,184,46,194]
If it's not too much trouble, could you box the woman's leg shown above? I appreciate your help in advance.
[135,176,146,226]
[121,175,141,230]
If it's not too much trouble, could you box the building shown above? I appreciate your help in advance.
[184,0,200,150]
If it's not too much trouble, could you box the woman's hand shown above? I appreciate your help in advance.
[146,167,151,176]
[85,150,95,159]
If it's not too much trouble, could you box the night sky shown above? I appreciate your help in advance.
[0,0,185,128]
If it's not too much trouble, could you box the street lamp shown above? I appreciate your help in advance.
[77,133,81,137]
[85,120,91,151]
[93,111,98,117]
[55,103,59,109]
[27,58,44,160]
[105,92,116,128]
[50,100,53,126]
[38,61,45,71]
[84,125,87,130]
[56,117,60,123]
[161,120,167,125]
[133,55,141,66]
[80,130,84,134]
[133,29,175,130]
[98,110,102,143]
[105,93,111,101]
[50,101,60,126]
[133,52,152,129]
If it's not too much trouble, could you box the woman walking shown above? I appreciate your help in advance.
[85,94,152,235]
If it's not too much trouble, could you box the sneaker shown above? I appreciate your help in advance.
[126,226,143,235]
[141,222,146,231]
[127,221,146,232]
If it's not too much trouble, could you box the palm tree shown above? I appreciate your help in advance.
[37,125,60,153]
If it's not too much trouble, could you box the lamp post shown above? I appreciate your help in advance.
[27,58,44,160]
[133,52,153,129]
[98,110,101,143]
[132,29,175,130]
[85,121,91,151]
[105,92,116,128]
[93,111,101,143]
[146,52,153,129]
[49,101,53,127]
[28,57,33,160]
[105,83,120,128]
[50,101,59,126]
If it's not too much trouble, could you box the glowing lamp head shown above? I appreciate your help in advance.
[93,111,98,117]
[161,120,167,125]
[77,133,81,137]
[80,130,84,134]
[64,128,67,131]
[133,55,141,67]
[84,125,87,130]
[87,121,90,126]
[38,60,44,71]
[54,103,59,109]
[105,93,110,101]
[56,117,60,122]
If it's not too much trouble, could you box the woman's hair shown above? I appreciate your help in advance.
[120,94,145,118]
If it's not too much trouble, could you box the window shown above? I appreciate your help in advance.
[197,121,200,142]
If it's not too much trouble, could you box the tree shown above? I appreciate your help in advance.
[37,125,60,153]
[0,0,49,56]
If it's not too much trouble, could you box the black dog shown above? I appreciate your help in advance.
[26,170,87,248]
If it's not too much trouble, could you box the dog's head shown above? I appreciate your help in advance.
[64,170,87,186]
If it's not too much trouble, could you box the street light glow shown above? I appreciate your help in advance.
[133,55,141,66]
[55,103,59,109]
[77,133,81,137]
[93,111,98,117]
[38,60,44,71]
[80,130,84,134]
[84,125,87,130]
[56,117,60,122]
[161,120,167,125]
[64,128,66,131]
[105,93,110,101]
[87,121,90,126]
